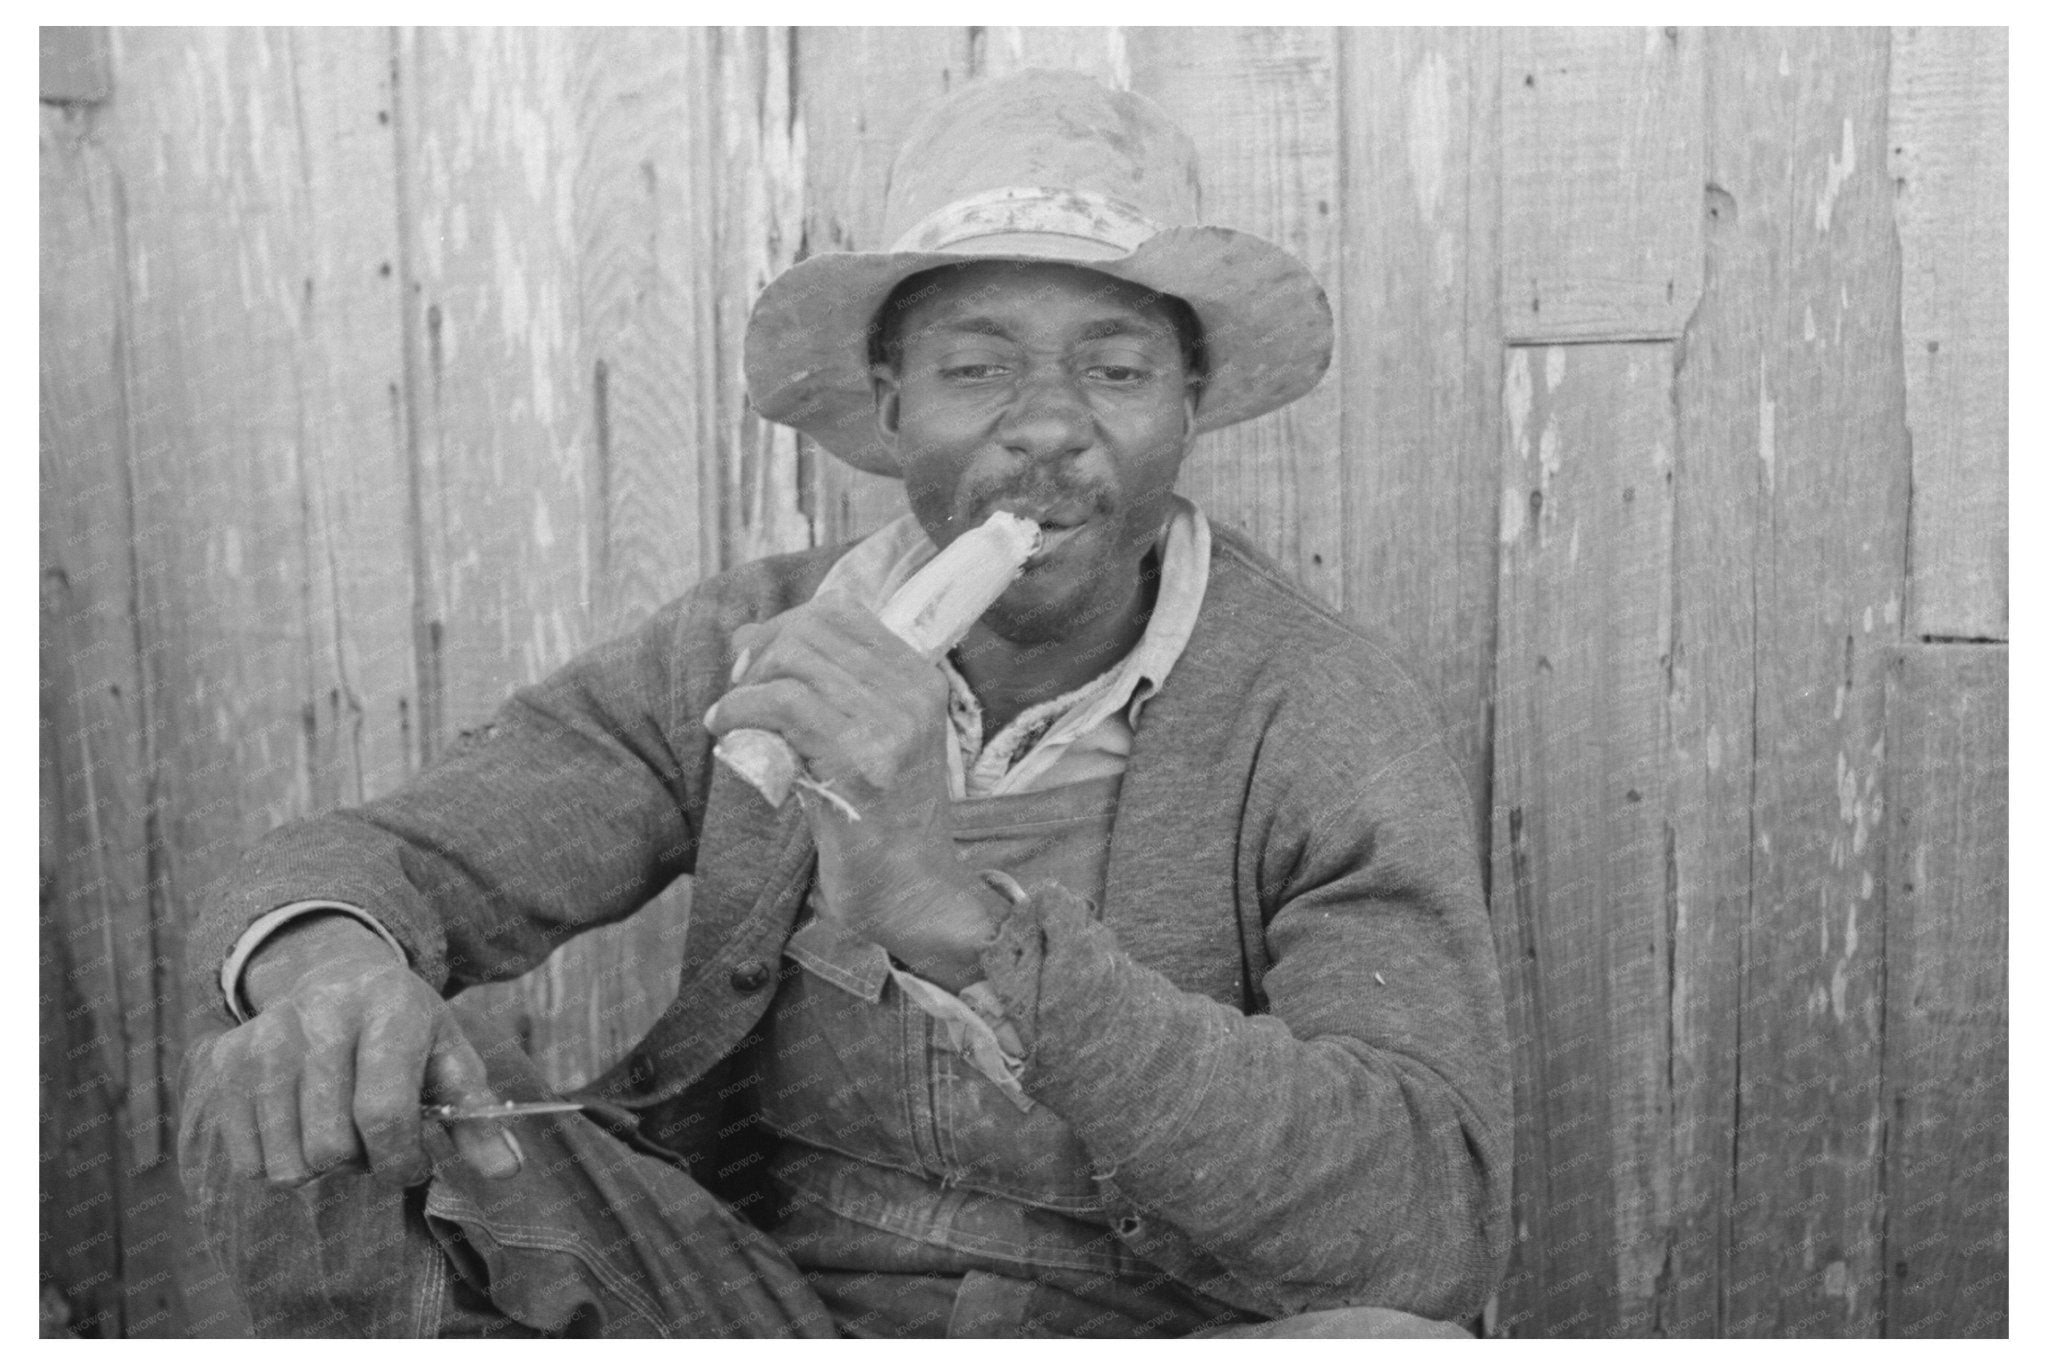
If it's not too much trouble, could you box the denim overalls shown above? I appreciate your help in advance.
[755,775,1245,1336]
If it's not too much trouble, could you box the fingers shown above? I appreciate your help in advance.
[707,676,851,755]
[353,1003,437,1186]
[423,1017,523,1181]
[730,595,924,693]
[297,1023,363,1179]
[217,1088,267,1182]
[712,600,949,785]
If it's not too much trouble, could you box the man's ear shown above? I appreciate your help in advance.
[870,364,903,444]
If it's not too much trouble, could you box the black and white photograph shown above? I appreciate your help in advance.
[37,24,2010,1339]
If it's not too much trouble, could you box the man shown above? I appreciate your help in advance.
[180,69,1510,1338]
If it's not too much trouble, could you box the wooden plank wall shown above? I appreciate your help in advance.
[39,26,2006,1338]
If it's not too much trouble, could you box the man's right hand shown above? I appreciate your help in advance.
[202,912,524,1187]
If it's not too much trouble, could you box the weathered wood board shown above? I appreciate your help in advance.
[41,26,110,102]
[1124,26,1346,608]
[394,27,702,1088]
[36,24,2009,1340]
[1878,644,2006,1337]
[711,26,814,568]
[41,104,151,1336]
[1489,343,1677,1337]
[1889,27,2008,641]
[1501,27,1705,342]
[73,25,430,1334]
[1120,27,1344,608]
[1660,53,1766,1334]
[1705,28,1911,1337]
[799,26,974,545]
[1339,26,1503,811]
[975,26,1129,86]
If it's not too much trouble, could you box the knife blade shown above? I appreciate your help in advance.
[421,1100,589,1122]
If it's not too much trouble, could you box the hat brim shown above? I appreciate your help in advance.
[743,226,1333,476]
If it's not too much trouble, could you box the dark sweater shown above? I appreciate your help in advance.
[185,523,1512,1323]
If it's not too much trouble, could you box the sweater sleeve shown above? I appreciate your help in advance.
[182,588,729,1021]
[974,667,1511,1324]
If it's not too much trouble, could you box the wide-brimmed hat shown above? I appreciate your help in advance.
[743,69,1334,476]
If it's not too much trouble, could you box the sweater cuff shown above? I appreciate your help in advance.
[975,877,1227,1174]
[218,900,408,1023]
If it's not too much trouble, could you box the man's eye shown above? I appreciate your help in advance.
[938,363,1007,381]
[1089,364,1151,383]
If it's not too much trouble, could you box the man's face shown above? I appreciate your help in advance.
[872,260,1199,647]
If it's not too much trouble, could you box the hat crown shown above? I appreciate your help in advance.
[881,70,1203,248]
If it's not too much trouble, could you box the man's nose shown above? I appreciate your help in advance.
[996,367,1092,460]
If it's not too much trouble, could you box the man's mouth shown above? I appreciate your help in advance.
[1024,522,1087,566]
[977,497,1098,566]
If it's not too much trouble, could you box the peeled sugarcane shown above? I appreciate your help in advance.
[715,511,1044,813]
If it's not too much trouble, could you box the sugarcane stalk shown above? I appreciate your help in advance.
[715,511,1043,810]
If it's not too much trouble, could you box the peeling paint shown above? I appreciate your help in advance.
[1500,483,1526,544]
[1406,52,1451,221]
[1706,725,1723,773]
[1104,28,1131,90]
[1815,118,1857,232]
[1545,345,1566,392]
[1803,304,1817,342]
[1758,356,1777,490]
[533,492,554,550]
[1539,425,1560,479]
[1507,349,1533,457]
[493,218,529,341]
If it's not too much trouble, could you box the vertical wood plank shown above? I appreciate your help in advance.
[1706,28,1910,1337]
[278,30,424,814]
[1339,27,1503,810]
[1489,343,1677,1337]
[397,27,593,736]
[1125,26,1345,608]
[559,26,718,1074]
[799,26,974,545]
[39,104,158,1176]
[713,26,813,566]
[87,25,414,1333]
[1878,644,2006,1337]
[41,26,111,102]
[570,27,722,635]
[1889,27,2007,640]
[40,107,137,1334]
[974,26,1128,86]
[397,27,705,1087]
[1659,48,1766,1333]
[398,26,611,1081]
[1501,27,1704,342]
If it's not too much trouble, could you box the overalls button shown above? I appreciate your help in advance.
[729,960,771,993]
